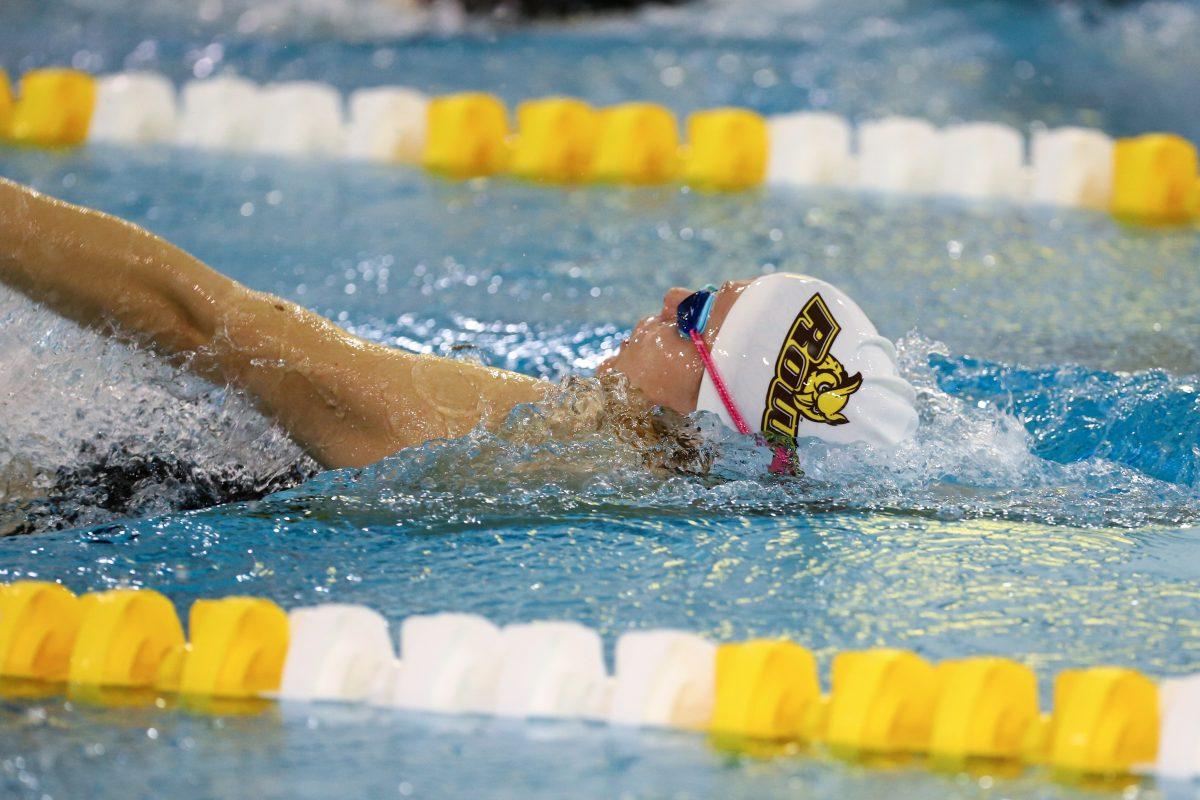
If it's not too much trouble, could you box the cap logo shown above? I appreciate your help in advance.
[761,292,864,442]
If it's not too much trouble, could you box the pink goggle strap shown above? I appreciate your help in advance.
[688,330,794,475]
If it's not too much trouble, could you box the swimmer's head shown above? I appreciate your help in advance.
[597,273,919,448]
[597,279,751,415]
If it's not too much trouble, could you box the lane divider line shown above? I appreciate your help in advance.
[0,581,1181,782]
[2,68,1198,223]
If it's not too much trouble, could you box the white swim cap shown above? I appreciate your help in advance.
[696,273,919,447]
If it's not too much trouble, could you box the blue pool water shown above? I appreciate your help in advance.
[3,1,1200,798]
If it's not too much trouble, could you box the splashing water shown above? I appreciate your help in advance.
[253,331,1198,536]
[0,287,317,535]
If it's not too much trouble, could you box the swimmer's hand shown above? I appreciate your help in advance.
[0,177,549,468]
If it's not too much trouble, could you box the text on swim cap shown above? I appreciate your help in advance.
[762,293,864,443]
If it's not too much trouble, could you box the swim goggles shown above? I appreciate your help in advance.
[676,286,794,474]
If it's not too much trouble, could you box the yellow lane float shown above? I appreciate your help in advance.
[68,589,184,687]
[683,108,768,191]
[589,102,680,185]
[2,66,1200,222]
[1044,666,1160,775]
[825,648,938,753]
[711,638,820,740]
[0,580,1179,784]
[510,97,599,183]
[422,91,510,178]
[0,581,81,681]
[0,70,13,135]
[7,68,96,147]
[1111,133,1199,223]
[928,656,1040,761]
[178,597,289,698]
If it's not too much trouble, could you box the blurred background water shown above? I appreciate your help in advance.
[2,1,1200,798]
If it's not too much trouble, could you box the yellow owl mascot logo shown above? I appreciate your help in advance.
[761,293,863,444]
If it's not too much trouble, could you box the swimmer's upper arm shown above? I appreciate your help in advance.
[210,287,550,468]
[0,176,234,356]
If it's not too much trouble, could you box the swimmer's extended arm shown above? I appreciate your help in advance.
[0,177,550,469]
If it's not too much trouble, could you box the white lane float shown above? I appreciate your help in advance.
[938,122,1026,200]
[766,112,853,186]
[178,76,263,151]
[278,604,395,702]
[253,81,344,156]
[1156,673,1200,781]
[89,72,178,144]
[346,87,428,163]
[857,116,941,194]
[1030,126,1114,210]
[388,613,504,714]
[492,621,609,720]
[608,629,715,730]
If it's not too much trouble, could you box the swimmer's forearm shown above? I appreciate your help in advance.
[0,176,234,355]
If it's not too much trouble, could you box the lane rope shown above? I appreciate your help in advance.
[0,580,1183,781]
[1,67,1198,223]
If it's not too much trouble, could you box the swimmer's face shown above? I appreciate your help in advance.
[596,279,752,413]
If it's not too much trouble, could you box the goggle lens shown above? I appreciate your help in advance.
[676,285,718,338]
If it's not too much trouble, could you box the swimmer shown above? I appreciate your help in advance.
[0,177,918,471]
